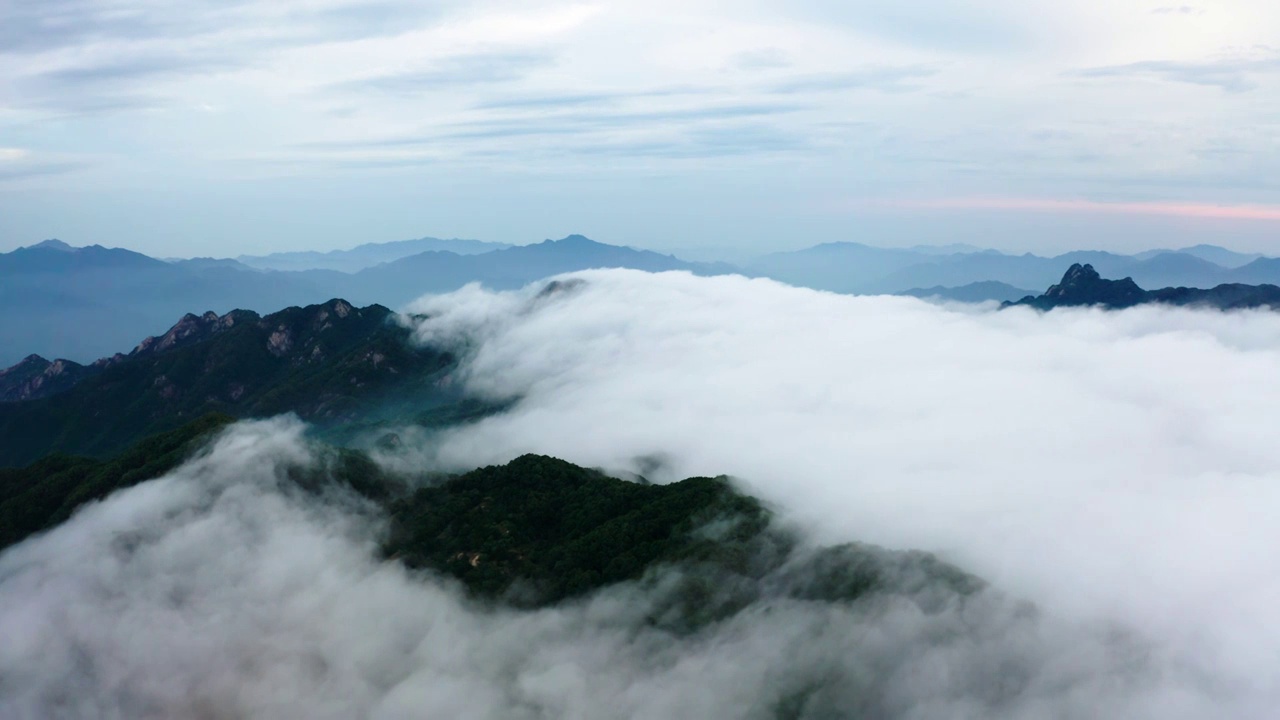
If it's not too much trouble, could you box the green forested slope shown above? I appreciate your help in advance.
[0,299,453,467]
[2,425,981,627]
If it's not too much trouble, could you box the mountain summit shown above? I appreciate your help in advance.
[0,299,454,466]
[1008,264,1280,311]
[31,239,75,252]
[1035,263,1147,309]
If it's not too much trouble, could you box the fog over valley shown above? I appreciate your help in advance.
[3,271,1280,717]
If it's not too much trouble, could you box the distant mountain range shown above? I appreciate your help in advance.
[0,235,724,366]
[1006,263,1280,311]
[746,242,1278,295]
[3,234,1276,365]
[1132,244,1263,268]
[235,236,512,272]
[898,281,1035,304]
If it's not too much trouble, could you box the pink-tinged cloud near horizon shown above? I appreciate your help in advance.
[883,197,1280,222]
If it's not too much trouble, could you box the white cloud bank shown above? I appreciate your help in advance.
[408,270,1280,706]
[4,269,1280,717]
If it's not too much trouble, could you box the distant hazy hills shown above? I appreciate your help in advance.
[898,281,1035,304]
[3,233,1276,366]
[0,235,721,366]
[236,236,512,272]
[747,242,1277,295]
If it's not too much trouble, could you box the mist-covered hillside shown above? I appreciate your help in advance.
[1,415,1007,718]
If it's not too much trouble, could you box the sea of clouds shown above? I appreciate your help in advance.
[3,269,1279,718]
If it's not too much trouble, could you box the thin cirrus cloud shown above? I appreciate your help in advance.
[767,65,938,94]
[325,51,558,96]
[1151,5,1204,14]
[292,103,805,148]
[0,160,92,182]
[0,148,92,183]
[0,0,450,54]
[14,53,245,113]
[1078,55,1280,93]
[885,196,1280,221]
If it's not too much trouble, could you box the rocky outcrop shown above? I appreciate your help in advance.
[0,297,455,466]
[1008,264,1148,310]
[0,299,395,404]
[0,354,97,402]
[133,310,255,357]
[1006,264,1280,312]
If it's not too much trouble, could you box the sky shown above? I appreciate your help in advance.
[1,0,1279,258]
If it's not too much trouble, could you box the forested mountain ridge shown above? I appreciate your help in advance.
[0,299,454,467]
[0,420,982,633]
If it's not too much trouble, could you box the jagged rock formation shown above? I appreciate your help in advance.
[0,299,455,467]
[131,309,254,356]
[1007,263,1280,311]
[0,355,96,402]
[1010,264,1148,309]
[1,309,259,401]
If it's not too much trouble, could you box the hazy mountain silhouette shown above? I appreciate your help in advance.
[899,281,1035,304]
[749,242,1277,295]
[0,236,728,365]
[345,234,732,306]
[236,236,512,272]
[6,237,1276,366]
[1133,244,1263,269]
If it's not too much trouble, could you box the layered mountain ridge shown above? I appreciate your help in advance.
[6,233,1280,368]
[0,235,726,366]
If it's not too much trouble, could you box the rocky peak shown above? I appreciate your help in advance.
[0,355,51,378]
[0,353,93,402]
[310,299,357,333]
[132,309,255,356]
[92,353,129,369]
[1010,264,1150,310]
[1045,263,1099,294]
[3,299,384,404]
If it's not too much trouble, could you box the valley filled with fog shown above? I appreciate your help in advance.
[3,270,1279,718]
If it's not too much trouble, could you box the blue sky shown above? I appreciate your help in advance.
[1,0,1279,258]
